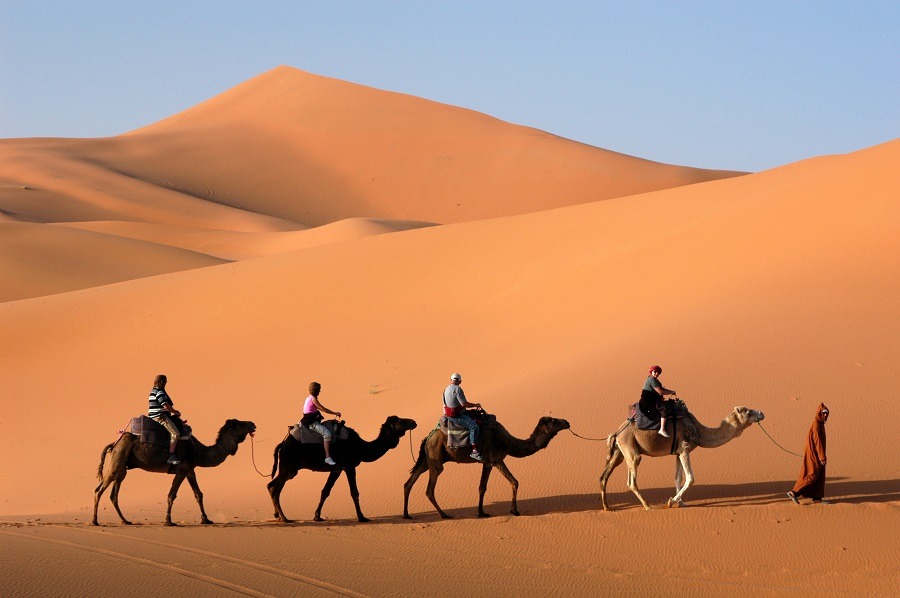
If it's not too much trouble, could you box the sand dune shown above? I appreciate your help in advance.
[0,221,226,302]
[1,67,896,596]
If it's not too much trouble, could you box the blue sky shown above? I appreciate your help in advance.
[1,1,897,172]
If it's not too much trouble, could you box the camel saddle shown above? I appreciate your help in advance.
[290,420,350,444]
[123,415,192,448]
[438,411,496,449]
[631,399,689,431]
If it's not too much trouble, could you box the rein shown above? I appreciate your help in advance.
[756,422,803,457]
[248,434,272,477]
[567,428,609,442]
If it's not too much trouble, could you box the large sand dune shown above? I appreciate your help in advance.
[1,68,896,597]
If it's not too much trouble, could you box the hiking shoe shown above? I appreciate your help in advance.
[470,451,483,462]
[657,429,670,438]
[324,457,336,466]
[167,455,180,465]
[787,491,799,504]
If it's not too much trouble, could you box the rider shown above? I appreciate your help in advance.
[148,374,182,465]
[443,372,483,461]
[301,381,342,466]
[640,365,677,438]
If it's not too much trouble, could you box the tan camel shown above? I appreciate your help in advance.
[599,406,764,510]
[93,419,256,525]
[403,415,570,519]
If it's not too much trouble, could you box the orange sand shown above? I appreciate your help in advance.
[1,67,897,597]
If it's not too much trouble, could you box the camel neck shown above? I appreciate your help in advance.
[693,414,746,449]
[358,427,400,463]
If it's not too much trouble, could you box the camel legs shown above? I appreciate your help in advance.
[491,460,521,517]
[185,470,213,524]
[623,452,652,510]
[93,471,131,526]
[425,463,451,519]
[667,451,694,508]
[267,468,297,523]
[314,469,350,522]
[402,460,429,519]
[599,445,624,511]
[344,467,369,523]
[476,463,493,517]
[165,471,188,526]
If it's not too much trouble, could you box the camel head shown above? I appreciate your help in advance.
[217,419,257,455]
[537,416,571,436]
[383,415,418,438]
[732,406,765,429]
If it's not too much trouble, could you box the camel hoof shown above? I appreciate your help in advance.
[314,516,324,522]
[478,512,491,518]
[201,519,214,525]
[122,520,132,526]
[402,514,414,520]
[358,517,370,523]
[165,521,177,527]
[91,521,99,526]
[510,510,520,517]
[440,513,453,520]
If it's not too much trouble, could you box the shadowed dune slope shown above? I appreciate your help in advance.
[0,222,226,302]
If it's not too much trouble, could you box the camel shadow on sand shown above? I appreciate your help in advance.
[501,477,900,514]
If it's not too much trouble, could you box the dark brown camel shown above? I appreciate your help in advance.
[268,415,417,523]
[403,415,570,519]
[93,419,256,526]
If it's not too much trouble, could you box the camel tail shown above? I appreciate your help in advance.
[604,433,619,464]
[409,438,428,474]
[270,441,283,479]
[97,442,115,480]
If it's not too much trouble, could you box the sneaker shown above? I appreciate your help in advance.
[167,455,180,465]
[787,491,799,504]
[470,451,483,462]
[324,457,336,466]
[657,429,670,438]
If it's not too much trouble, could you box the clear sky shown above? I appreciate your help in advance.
[1,1,897,172]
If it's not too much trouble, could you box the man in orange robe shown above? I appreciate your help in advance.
[787,403,829,504]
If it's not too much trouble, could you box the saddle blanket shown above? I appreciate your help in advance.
[124,415,191,447]
[290,420,350,444]
[439,416,474,449]
[632,400,689,431]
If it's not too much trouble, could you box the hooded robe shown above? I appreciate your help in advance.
[791,403,828,499]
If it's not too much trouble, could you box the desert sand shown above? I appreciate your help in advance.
[1,67,897,597]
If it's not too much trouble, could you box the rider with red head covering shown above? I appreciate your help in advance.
[639,365,677,437]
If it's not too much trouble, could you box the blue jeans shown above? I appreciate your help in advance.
[448,412,479,448]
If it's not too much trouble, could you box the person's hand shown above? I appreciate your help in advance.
[335,412,342,419]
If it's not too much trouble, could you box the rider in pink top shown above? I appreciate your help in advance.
[300,382,342,466]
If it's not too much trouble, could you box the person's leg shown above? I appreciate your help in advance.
[657,401,670,437]
[461,414,481,459]
[310,422,335,464]
[154,416,181,461]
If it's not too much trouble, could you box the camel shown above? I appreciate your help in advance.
[268,415,417,523]
[599,405,765,510]
[93,418,257,526]
[403,415,570,519]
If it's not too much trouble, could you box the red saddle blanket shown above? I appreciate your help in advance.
[124,415,191,447]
